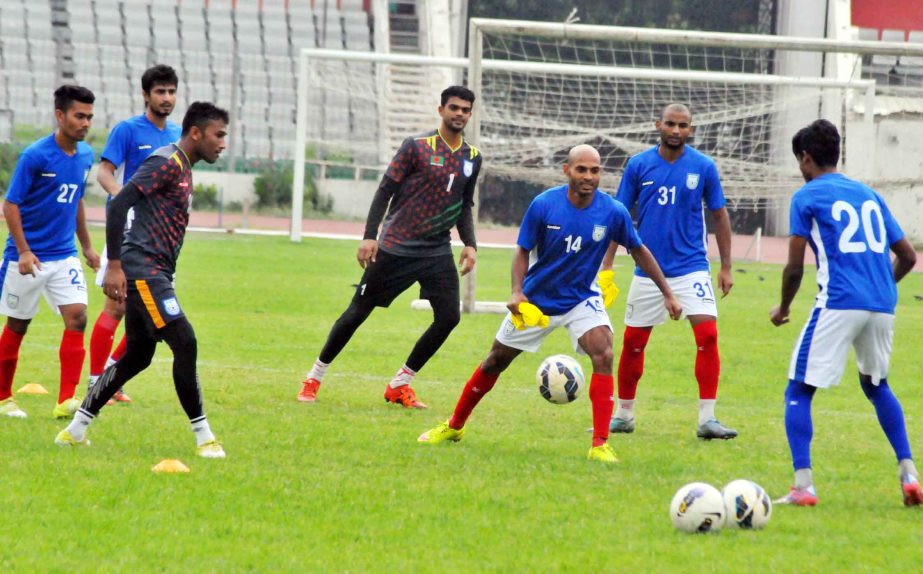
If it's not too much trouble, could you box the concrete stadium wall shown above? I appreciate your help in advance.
[317,178,379,219]
[84,165,257,204]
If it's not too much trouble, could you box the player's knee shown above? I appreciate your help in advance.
[482,342,517,374]
[339,300,374,328]
[104,298,125,321]
[589,345,614,372]
[692,320,718,349]
[162,318,197,354]
[859,376,887,401]
[622,326,651,354]
[432,299,461,331]
[63,310,88,332]
[5,317,30,336]
[784,379,816,403]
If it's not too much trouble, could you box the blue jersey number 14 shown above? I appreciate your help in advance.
[564,235,582,253]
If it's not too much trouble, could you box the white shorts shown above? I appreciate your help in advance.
[788,308,893,389]
[624,271,717,327]
[495,295,612,355]
[0,256,89,319]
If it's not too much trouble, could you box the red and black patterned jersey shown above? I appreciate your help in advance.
[376,129,482,257]
[119,144,192,278]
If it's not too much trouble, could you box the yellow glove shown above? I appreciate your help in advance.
[510,302,550,330]
[598,270,619,308]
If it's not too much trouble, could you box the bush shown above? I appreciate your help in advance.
[253,163,331,213]
[192,182,219,210]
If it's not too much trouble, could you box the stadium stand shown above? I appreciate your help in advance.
[0,0,375,161]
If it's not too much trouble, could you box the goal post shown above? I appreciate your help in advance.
[291,26,878,311]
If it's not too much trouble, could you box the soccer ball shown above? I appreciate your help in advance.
[721,479,773,530]
[669,482,725,533]
[536,354,584,404]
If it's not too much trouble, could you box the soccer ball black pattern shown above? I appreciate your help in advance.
[536,354,584,404]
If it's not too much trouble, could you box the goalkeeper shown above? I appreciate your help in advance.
[418,145,680,462]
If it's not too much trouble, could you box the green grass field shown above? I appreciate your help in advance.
[1,229,922,572]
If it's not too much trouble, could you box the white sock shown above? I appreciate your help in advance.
[65,410,94,442]
[389,365,416,389]
[899,458,919,480]
[615,399,635,421]
[698,399,716,425]
[191,416,216,446]
[104,356,117,370]
[794,468,813,489]
[87,375,99,387]
[306,359,329,382]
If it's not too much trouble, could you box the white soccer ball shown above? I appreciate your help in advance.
[721,479,773,530]
[536,354,585,404]
[669,482,725,533]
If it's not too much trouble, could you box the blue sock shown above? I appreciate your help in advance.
[784,379,816,471]
[860,377,913,462]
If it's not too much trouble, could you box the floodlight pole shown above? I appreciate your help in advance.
[291,50,309,242]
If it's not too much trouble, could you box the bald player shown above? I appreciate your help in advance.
[611,103,737,440]
[418,144,681,463]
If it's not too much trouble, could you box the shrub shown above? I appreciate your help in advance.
[253,163,331,213]
[192,183,220,210]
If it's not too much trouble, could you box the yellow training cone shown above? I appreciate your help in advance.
[152,459,191,473]
[17,383,49,395]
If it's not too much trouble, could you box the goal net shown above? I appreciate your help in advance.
[467,20,875,209]
[294,27,874,220]
[292,21,878,308]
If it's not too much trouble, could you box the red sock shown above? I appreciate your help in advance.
[617,326,651,401]
[59,330,86,403]
[589,373,615,447]
[110,334,128,362]
[693,321,720,400]
[449,364,499,429]
[0,326,25,400]
[89,312,119,376]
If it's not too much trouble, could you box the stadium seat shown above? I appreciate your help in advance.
[0,2,25,40]
[24,3,53,41]
[339,0,367,12]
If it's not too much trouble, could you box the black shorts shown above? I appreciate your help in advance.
[354,250,458,308]
[125,275,186,338]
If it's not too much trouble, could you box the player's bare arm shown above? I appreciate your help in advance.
[770,235,807,326]
[712,206,734,297]
[2,200,40,276]
[75,199,99,271]
[891,237,917,283]
[506,246,530,313]
[96,159,122,197]
[630,244,682,320]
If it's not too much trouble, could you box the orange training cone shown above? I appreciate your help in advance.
[152,459,191,473]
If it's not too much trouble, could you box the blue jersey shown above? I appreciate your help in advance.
[3,134,93,262]
[789,173,903,313]
[616,146,725,278]
[101,113,181,183]
[518,185,642,315]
